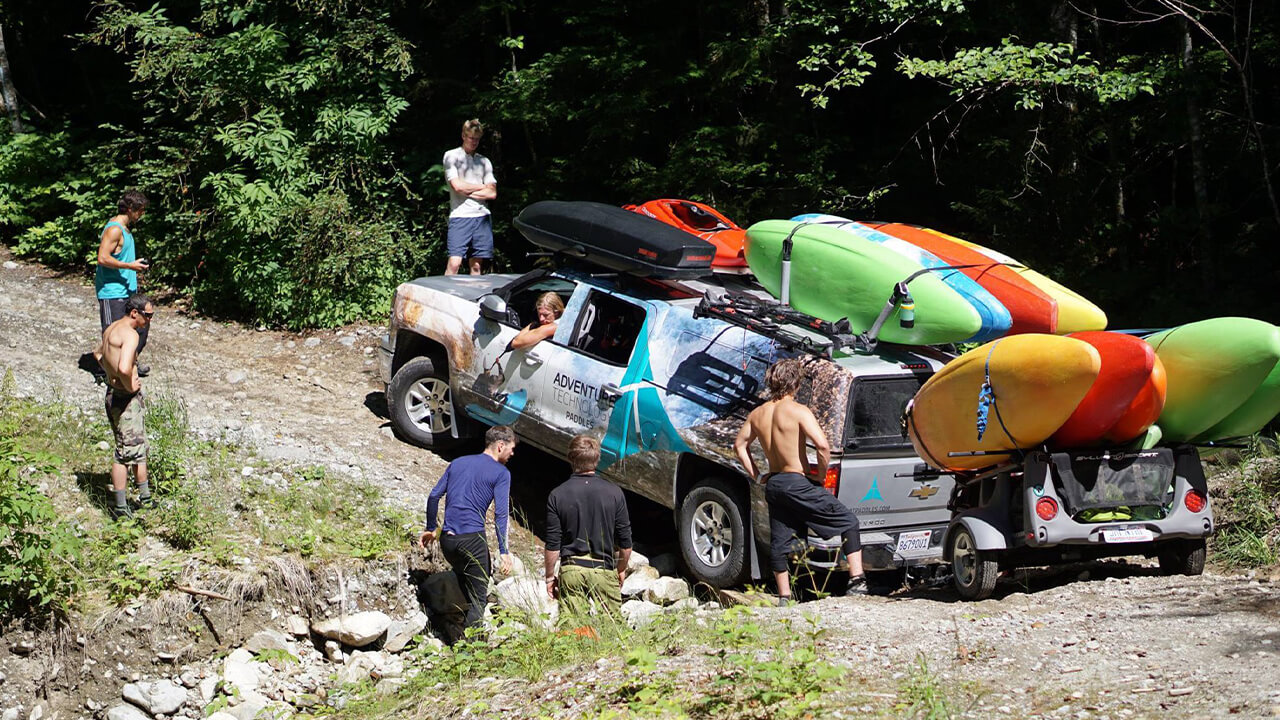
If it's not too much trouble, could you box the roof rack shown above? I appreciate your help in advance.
[693,289,871,359]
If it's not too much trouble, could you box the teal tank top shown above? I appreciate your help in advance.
[94,220,137,300]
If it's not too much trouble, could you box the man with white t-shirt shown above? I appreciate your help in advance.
[442,119,498,275]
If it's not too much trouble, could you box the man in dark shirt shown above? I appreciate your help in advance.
[420,425,516,631]
[544,435,633,618]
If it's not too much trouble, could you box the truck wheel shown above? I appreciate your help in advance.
[949,526,998,600]
[678,478,750,588]
[1158,538,1206,576]
[386,356,459,450]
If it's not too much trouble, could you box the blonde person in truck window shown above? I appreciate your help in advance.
[734,357,867,605]
[509,292,564,350]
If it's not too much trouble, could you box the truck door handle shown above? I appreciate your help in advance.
[600,383,622,406]
[523,350,544,366]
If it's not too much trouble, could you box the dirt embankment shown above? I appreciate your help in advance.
[2,249,1280,718]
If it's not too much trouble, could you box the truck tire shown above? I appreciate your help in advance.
[1157,538,1206,576]
[678,478,750,588]
[950,525,998,600]
[386,356,460,450]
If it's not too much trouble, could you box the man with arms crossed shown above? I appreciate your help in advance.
[420,425,516,633]
[443,119,497,275]
[95,294,155,519]
[544,435,633,618]
[734,357,866,605]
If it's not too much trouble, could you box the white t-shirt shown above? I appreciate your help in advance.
[443,147,496,218]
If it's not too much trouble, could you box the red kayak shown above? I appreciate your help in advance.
[1049,331,1165,448]
[863,222,1058,335]
[624,199,749,271]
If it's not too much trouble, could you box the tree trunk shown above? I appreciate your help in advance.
[1181,19,1211,239]
[0,25,26,133]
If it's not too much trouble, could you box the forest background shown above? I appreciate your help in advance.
[0,0,1275,330]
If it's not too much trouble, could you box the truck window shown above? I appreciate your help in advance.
[845,376,927,452]
[501,277,577,329]
[569,290,647,366]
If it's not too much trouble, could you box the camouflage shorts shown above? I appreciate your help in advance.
[105,388,148,465]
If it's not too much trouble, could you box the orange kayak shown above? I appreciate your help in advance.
[865,222,1058,335]
[624,199,749,271]
[1048,332,1165,448]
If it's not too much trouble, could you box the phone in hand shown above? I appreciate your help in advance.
[136,258,150,269]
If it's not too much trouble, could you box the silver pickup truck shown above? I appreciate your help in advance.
[378,267,955,587]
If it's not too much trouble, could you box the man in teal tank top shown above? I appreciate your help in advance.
[95,191,151,375]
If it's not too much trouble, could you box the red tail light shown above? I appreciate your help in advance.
[823,464,840,496]
[1035,497,1059,521]
[1184,490,1207,513]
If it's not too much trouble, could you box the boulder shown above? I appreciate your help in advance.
[221,691,269,720]
[312,611,391,647]
[122,679,187,715]
[245,629,290,654]
[105,705,149,720]
[644,577,690,606]
[665,597,699,612]
[620,600,663,629]
[621,566,660,598]
[383,611,428,654]
[494,576,557,626]
[337,651,385,686]
[221,649,262,696]
[285,615,310,637]
[324,640,343,663]
[624,551,650,574]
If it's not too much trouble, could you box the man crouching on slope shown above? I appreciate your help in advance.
[734,357,866,605]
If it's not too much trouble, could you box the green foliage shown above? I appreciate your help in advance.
[1211,448,1280,568]
[0,376,85,617]
[896,655,958,719]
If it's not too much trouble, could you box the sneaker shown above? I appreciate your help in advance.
[776,596,796,608]
[137,363,151,378]
[847,574,869,596]
[138,495,155,509]
[110,504,134,521]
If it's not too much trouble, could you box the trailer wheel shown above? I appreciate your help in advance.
[1158,538,1206,576]
[950,526,998,600]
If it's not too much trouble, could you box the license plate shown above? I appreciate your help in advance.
[1102,527,1154,544]
[895,530,932,553]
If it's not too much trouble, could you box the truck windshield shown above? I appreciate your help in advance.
[845,376,928,452]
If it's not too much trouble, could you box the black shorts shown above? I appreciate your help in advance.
[765,471,860,572]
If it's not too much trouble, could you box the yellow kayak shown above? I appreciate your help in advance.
[922,228,1108,333]
[908,334,1101,471]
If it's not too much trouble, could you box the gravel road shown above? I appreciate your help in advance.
[2,249,1278,718]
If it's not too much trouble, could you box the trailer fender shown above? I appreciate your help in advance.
[943,514,1009,559]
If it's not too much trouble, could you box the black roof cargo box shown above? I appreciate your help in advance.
[515,201,716,279]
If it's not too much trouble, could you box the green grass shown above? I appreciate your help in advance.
[1209,435,1280,569]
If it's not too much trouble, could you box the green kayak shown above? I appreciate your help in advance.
[1145,317,1280,442]
[744,220,982,345]
[1194,358,1280,442]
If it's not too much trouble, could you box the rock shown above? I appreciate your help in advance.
[622,566,660,597]
[291,694,321,710]
[3,260,18,269]
[665,597,699,612]
[206,714,238,720]
[178,671,199,688]
[106,706,149,720]
[285,614,310,637]
[620,600,663,629]
[383,611,429,654]
[324,640,343,663]
[97,440,111,451]
[420,571,467,615]
[337,651,386,685]
[625,551,650,573]
[507,553,526,577]
[1,709,16,720]
[650,553,681,576]
[222,649,262,695]
[245,629,291,654]
[221,692,269,720]
[232,391,247,401]
[123,679,187,715]
[312,611,391,647]
[225,369,248,385]
[494,576,557,625]
[0,670,5,684]
[715,588,772,607]
[338,336,357,348]
[303,338,322,348]
[644,577,690,606]
[198,677,219,704]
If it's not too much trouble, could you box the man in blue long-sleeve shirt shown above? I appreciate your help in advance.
[419,425,516,631]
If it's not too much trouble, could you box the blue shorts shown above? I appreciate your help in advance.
[447,215,494,259]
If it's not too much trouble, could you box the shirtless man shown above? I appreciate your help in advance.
[734,357,865,604]
[95,294,155,519]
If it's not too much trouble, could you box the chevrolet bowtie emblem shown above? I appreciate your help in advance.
[909,485,939,500]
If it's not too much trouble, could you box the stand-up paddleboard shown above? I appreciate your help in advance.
[744,220,983,345]
[1193,353,1280,442]
[1048,332,1163,448]
[930,229,1108,333]
[1145,317,1280,442]
[625,199,749,271]
[864,222,1058,335]
[515,201,716,279]
[792,214,1011,343]
[907,334,1101,471]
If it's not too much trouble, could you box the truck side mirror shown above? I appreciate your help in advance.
[479,294,508,322]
